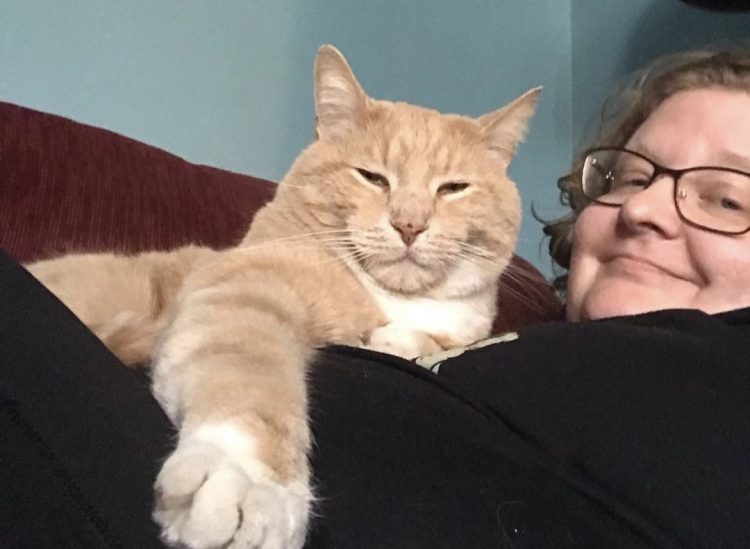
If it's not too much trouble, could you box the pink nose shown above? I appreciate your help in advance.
[391,222,427,246]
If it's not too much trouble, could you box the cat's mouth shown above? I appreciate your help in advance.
[382,247,432,269]
[350,246,433,273]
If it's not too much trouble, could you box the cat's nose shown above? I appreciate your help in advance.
[391,221,427,246]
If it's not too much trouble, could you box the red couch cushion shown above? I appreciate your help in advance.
[0,102,276,262]
[0,101,562,331]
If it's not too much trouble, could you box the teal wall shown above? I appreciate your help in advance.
[571,0,750,148]
[2,1,749,274]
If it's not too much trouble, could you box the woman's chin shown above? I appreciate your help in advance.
[572,280,688,321]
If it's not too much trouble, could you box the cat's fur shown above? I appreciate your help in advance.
[28,46,539,548]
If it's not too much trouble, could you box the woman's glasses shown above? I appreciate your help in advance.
[581,147,750,235]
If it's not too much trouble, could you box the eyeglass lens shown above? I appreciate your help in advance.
[582,149,750,233]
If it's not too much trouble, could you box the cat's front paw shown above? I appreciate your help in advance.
[153,424,311,549]
[365,324,443,359]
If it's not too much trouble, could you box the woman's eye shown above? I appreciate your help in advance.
[720,197,743,211]
[438,182,470,195]
[611,172,649,190]
[697,187,748,213]
[356,168,389,189]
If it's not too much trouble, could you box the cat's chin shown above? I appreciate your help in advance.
[364,259,443,294]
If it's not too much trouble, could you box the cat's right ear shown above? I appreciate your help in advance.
[314,45,368,140]
[478,87,542,165]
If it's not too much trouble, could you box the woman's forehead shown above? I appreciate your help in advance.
[627,88,750,171]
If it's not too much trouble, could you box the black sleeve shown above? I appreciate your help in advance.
[435,310,750,548]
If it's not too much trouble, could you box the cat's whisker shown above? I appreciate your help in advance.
[460,250,496,263]
[502,261,552,282]
[455,241,496,259]
[500,269,547,290]
[501,264,556,297]
[494,265,560,313]
[237,231,374,255]
[498,275,558,307]
[237,229,355,250]
[240,241,344,255]
[494,280,552,314]
[299,248,379,269]
[455,256,498,275]
[454,251,497,266]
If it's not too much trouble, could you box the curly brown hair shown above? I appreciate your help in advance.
[544,48,750,292]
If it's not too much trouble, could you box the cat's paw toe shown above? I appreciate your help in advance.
[154,443,245,548]
[234,482,310,549]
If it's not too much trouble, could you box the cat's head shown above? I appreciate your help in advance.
[281,45,540,296]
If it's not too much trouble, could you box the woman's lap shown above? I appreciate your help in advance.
[0,250,173,548]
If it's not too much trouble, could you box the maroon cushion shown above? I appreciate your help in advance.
[0,101,562,332]
[0,101,276,263]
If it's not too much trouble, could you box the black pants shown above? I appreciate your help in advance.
[4,248,746,548]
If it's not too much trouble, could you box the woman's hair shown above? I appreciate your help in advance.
[544,48,750,292]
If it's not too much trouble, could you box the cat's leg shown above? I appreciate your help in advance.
[150,257,318,549]
[26,247,211,365]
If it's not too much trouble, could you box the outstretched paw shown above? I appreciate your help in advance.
[153,425,311,549]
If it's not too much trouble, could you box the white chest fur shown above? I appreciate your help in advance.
[370,287,494,343]
[343,256,496,345]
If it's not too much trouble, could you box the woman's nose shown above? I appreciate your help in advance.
[617,175,682,237]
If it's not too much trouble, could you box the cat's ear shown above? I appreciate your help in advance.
[314,45,368,140]
[478,87,541,164]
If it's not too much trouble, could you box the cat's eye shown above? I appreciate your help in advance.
[438,181,470,195]
[356,168,390,189]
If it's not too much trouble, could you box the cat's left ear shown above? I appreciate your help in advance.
[478,87,541,164]
[314,45,368,140]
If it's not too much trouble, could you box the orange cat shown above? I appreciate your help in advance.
[28,45,540,548]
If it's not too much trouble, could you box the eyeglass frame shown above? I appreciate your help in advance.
[580,146,750,235]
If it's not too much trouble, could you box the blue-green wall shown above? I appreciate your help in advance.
[571,0,750,148]
[3,1,749,274]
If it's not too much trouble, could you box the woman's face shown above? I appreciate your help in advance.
[567,88,750,321]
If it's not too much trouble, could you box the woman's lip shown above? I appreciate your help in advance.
[609,254,679,277]
[608,253,699,284]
